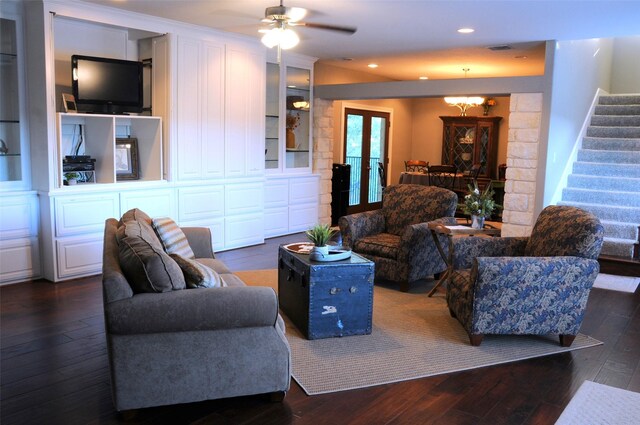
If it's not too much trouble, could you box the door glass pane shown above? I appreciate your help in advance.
[265,62,279,170]
[285,66,310,169]
[345,114,363,206]
[0,18,22,182]
[368,117,385,203]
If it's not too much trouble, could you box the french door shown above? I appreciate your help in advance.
[343,108,390,214]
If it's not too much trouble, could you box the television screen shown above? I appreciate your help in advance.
[71,55,143,114]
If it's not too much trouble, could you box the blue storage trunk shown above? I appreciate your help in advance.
[278,245,375,340]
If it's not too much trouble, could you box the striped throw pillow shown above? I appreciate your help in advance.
[170,254,224,288]
[152,217,196,259]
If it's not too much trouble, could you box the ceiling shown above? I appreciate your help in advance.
[83,0,640,81]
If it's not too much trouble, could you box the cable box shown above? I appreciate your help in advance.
[64,155,96,163]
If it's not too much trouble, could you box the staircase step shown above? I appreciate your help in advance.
[602,220,640,240]
[586,126,640,138]
[577,149,640,164]
[582,137,640,151]
[601,237,637,258]
[573,162,640,178]
[567,174,640,192]
[562,188,640,207]
[558,201,640,224]
[598,95,640,105]
[594,104,640,115]
[591,115,640,126]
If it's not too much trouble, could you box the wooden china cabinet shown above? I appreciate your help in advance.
[440,116,502,180]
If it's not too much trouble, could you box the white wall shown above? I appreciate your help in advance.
[611,36,640,93]
[543,38,613,205]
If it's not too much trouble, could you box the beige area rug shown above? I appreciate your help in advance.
[593,273,640,293]
[555,380,640,425]
[237,269,603,396]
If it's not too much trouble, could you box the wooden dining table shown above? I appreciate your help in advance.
[398,171,464,189]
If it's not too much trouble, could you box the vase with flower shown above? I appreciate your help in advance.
[286,112,300,149]
[463,181,501,228]
[482,98,496,116]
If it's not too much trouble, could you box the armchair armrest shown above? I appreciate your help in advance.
[105,286,280,335]
[452,236,528,269]
[400,217,458,281]
[339,210,385,248]
[182,227,215,258]
[470,256,600,334]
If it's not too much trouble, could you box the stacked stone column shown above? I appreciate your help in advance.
[502,93,543,237]
[312,98,334,225]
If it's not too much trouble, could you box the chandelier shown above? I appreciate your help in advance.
[444,97,485,116]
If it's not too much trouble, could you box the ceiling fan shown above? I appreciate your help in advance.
[259,1,357,52]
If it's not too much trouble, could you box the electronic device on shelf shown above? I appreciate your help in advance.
[71,54,143,115]
[63,155,96,172]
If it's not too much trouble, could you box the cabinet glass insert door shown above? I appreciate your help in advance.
[265,62,280,170]
[285,66,310,170]
[0,18,21,182]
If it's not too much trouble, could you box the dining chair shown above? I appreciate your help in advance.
[427,164,457,189]
[404,160,428,173]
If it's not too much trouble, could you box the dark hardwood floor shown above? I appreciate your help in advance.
[1,233,638,425]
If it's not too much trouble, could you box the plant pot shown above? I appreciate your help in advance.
[310,245,329,261]
[286,129,296,149]
[67,179,77,186]
[471,215,485,229]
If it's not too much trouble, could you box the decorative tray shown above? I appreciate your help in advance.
[313,249,352,262]
[283,242,315,254]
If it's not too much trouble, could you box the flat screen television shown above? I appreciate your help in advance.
[71,54,143,114]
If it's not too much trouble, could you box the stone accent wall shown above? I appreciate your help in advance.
[501,93,543,237]
[313,98,334,225]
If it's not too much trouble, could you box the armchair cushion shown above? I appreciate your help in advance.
[339,209,385,248]
[452,236,528,269]
[170,254,224,288]
[152,217,196,259]
[354,233,400,260]
[383,185,458,235]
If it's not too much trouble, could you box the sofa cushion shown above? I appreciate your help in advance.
[116,218,164,251]
[170,254,224,288]
[118,233,186,293]
[119,208,152,227]
[152,217,196,259]
[354,233,400,260]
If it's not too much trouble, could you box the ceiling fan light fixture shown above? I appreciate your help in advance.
[261,26,299,50]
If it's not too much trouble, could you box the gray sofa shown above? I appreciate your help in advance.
[102,212,291,411]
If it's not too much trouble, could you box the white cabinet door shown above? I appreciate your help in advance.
[225,213,263,249]
[56,234,103,279]
[54,194,119,237]
[289,202,319,232]
[289,176,319,205]
[264,206,288,237]
[178,185,224,222]
[0,194,38,240]
[0,237,40,284]
[120,189,175,219]
[176,37,224,181]
[176,37,202,181]
[225,44,265,177]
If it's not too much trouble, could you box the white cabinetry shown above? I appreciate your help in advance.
[175,36,224,180]
[225,44,265,178]
[0,193,39,284]
[264,175,319,237]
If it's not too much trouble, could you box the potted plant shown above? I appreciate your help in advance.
[64,172,80,185]
[462,181,501,228]
[306,223,336,260]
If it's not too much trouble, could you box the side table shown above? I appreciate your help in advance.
[278,245,375,340]
[427,222,501,297]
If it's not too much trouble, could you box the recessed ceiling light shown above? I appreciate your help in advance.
[419,76,429,80]
[514,55,528,59]
[368,63,379,68]
[457,28,475,34]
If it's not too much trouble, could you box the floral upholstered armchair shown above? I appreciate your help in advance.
[446,205,604,347]
[339,184,458,292]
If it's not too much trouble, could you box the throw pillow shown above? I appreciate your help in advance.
[169,254,224,288]
[119,208,153,227]
[152,217,196,259]
[119,234,186,293]
[116,218,164,251]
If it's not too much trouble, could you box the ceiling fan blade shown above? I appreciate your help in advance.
[294,22,357,34]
